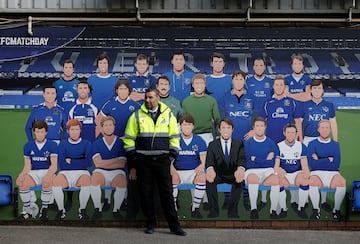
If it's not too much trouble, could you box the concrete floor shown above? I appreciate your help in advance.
[0,226,359,244]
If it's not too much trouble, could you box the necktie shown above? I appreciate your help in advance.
[225,140,229,161]
[149,111,156,119]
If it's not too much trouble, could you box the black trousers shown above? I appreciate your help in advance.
[136,154,180,230]
[126,179,140,219]
[206,174,243,216]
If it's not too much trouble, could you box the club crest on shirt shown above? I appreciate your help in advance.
[322,106,329,113]
[244,100,252,110]
[264,82,271,88]
[284,99,291,106]
[52,108,59,115]
[185,78,191,85]
[144,79,150,86]
[87,108,95,117]
[192,144,199,152]
[44,151,51,157]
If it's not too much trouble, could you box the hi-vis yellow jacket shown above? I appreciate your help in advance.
[123,101,180,156]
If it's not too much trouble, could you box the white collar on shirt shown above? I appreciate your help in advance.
[115,96,130,104]
[136,71,149,77]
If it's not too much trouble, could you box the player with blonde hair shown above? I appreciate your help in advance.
[90,116,127,220]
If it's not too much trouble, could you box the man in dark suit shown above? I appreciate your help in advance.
[205,118,246,218]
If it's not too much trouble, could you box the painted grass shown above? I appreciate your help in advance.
[1,109,359,221]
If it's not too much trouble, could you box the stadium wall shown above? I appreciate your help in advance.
[1,26,360,228]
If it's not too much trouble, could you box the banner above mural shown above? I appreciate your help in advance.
[0,26,85,62]
[0,27,359,80]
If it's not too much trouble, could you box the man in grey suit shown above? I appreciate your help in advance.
[205,118,246,218]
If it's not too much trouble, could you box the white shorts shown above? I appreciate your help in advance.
[198,133,213,147]
[285,171,301,185]
[93,169,126,186]
[303,136,317,147]
[177,170,197,185]
[28,169,48,186]
[245,168,274,184]
[311,170,340,188]
[58,170,90,188]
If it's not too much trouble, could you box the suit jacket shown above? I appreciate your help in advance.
[206,138,246,177]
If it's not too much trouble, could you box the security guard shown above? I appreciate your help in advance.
[123,87,186,236]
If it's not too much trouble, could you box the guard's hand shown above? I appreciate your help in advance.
[129,168,137,180]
